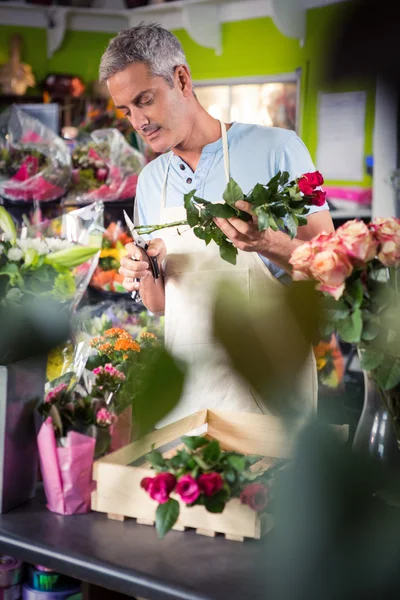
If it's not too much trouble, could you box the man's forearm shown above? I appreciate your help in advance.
[139,273,166,314]
[259,231,303,274]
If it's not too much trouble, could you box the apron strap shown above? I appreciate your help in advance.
[219,119,230,184]
[161,152,174,211]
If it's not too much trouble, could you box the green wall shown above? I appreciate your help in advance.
[0,2,374,186]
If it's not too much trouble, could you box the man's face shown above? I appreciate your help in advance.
[107,62,190,154]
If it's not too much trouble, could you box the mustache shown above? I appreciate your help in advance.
[140,125,161,135]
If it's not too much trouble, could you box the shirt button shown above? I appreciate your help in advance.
[180,164,185,170]
[186,177,192,184]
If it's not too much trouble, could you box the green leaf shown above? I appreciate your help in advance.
[146,448,166,469]
[219,239,237,265]
[226,454,246,471]
[203,440,221,464]
[285,213,298,239]
[250,183,270,206]
[193,226,212,245]
[346,279,364,308]
[223,178,244,207]
[279,171,290,186]
[362,319,380,341]
[0,206,16,245]
[204,489,229,514]
[322,296,351,321]
[205,203,237,218]
[255,207,269,231]
[359,347,384,371]
[297,215,308,227]
[182,435,209,450]
[23,248,39,269]
[336,308,363,343]
[224,469,236,484]
[155,498,180,539]
[184,190,200,227]
[374,357,400,390]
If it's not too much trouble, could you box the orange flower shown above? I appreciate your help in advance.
[104,328,128,338]
[141,332,157,340]
[115,338,140,353]
[90,337,101,347]
[98,342,113,353]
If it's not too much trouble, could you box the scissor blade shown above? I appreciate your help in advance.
[123,209,135,235]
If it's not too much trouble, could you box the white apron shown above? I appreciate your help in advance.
[156,120,317,427]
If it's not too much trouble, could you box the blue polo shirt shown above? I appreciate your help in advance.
[135,123,329,279]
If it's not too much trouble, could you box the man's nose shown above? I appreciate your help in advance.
[128,108,149,132]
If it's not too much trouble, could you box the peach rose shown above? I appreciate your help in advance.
[378,240,400,267]
[310,249,353,300]
[370,217,400,243]
[310,231,341,253]
[336,219,378,263]
[289,241,314,280]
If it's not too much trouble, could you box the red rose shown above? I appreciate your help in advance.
[305,171,324,187]
[141,473,176,504]
[240,483,269,512]
[310,190,326,207]
[298,177,314,196]
[140,477,153,492]
[198,472,224,497]
[176,475,200,504]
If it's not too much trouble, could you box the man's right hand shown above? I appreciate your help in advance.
[119,238,166,293]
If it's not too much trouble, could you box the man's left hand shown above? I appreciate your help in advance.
[214,200,272,254]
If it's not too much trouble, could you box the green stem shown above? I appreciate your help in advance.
[376,382,400,450]
[134,220,189,236]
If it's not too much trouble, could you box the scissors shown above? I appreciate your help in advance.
[123,210,160,302]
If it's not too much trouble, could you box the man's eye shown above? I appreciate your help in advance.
[141,96,153,106]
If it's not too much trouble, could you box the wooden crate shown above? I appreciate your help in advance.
[92,410,347,541]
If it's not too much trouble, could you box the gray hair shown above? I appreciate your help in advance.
[99,23,189,87]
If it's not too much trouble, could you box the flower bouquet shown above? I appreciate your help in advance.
[0,205,100,309]
[289,218,400,444]
[67,128,145,203]
[141,434,286,538]
[89,221,132,295]
[37,365,124,515]
[135,170,326,265]
[0,105,71,203]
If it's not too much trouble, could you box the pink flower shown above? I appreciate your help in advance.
[92,366,103,376]
[141,473,177,504]
[45,382,67,403]
[96,408,117,427]
[104,363,125,380]
[198,472,224,497]
[12,156,39,182]
[378,240,400,267]
[336,219,378,263]
[310,248,353,300]
[298,171,324,196]
[370,217,400,243]
[176,475,200,504]
[289,241,314,280]
[240,483,269,512]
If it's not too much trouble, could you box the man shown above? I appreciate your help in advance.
[99,24,334,424]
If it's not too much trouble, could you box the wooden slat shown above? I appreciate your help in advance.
[93,409,207,478]
[107,513,125,522]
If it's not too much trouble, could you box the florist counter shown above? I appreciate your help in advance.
[0,488,271,600]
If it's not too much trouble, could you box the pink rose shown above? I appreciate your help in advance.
[289,241,314,280]
[176,475,200,504]
[310,248,353,300]
[240,483,269,512]
[336,219,378,263]
[298,177,314,196]
[310,231,339,252]
[92,366,103,376]
[370,217,400,243]
[45,382,68,403]
[198,472,224,497]
[142,473,176,504]
[304,171,324,187]
[310,190,326,207]
[378,240,400,267]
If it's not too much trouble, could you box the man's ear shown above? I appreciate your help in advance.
[174,65,193,98]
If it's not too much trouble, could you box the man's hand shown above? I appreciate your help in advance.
[119,238,166,293]
[214,200,269,254]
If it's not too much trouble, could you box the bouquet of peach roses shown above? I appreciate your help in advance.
[289,218,400,435]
